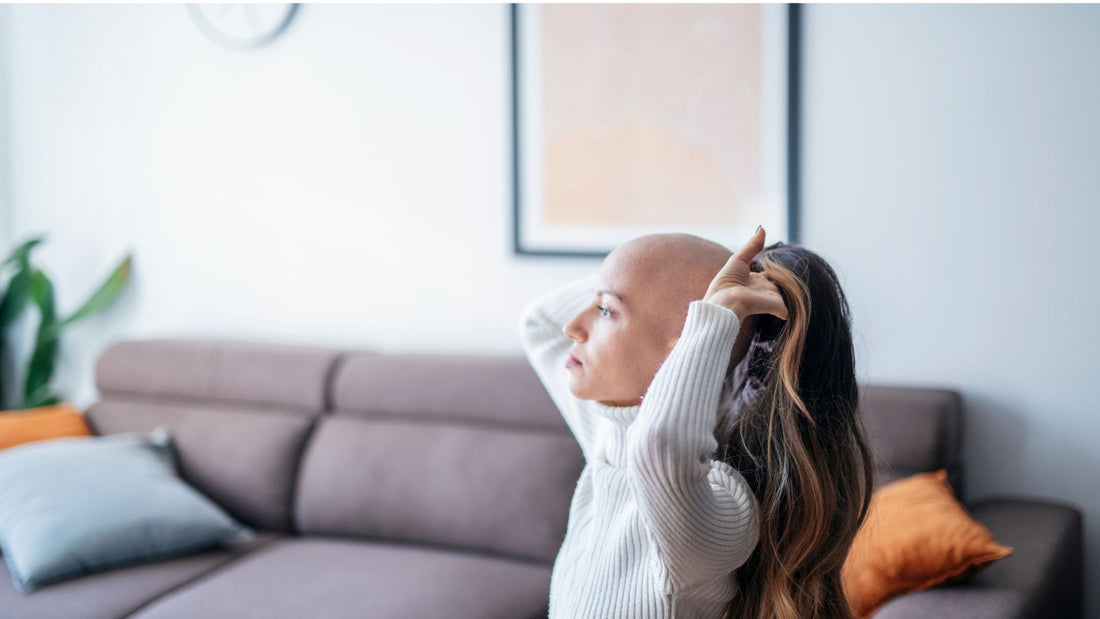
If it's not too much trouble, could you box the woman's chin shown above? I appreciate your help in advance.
[567,381,594,401]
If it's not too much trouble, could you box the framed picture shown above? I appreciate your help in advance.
[511,4,800,257]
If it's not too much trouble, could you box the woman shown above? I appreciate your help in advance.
[519,226,875,618]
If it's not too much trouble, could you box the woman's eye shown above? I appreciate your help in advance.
[596,305,612,318]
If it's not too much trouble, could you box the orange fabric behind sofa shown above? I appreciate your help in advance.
[0,402,92,450]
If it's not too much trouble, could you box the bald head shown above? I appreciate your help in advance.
[599,233,733,342]
[564,233,745,406]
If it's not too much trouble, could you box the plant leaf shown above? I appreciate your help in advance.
[0,262,33,329]
[25,269,59,406]
[0,339,7,410]
[56,255,132,332]
[23,384,60,409]
[0,236,46,270]
[1,238,45,408]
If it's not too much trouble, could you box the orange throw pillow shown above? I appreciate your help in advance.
[0,401,93,450]
[841,469,1013,618]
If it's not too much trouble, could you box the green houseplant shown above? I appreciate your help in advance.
[0,236,132,411]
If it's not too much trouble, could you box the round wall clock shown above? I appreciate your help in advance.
[188,3,299,50]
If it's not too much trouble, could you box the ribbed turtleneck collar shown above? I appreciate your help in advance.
[589,401,642,467]
[591,400,642,424]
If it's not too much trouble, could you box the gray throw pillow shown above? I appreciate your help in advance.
[0,426,254,594]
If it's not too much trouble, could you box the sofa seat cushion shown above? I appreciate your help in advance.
[128,537,553,619]
[0,533,280,619]
[872,585,1026,618]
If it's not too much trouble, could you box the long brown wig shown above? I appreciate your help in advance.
[714,242,875,619]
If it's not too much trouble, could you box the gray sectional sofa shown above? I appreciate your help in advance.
[0,339,1084,618]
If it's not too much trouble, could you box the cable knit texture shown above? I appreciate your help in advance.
[519,273,760,619]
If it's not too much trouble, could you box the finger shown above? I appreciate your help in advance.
[773,293,789,321]
[774,297,789,321]
[765,282,789,321]
[751,274,788,320]
[732,226,766,264]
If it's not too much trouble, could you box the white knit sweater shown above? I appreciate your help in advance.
[519,272,760,619]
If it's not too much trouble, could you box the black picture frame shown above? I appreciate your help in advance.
[510,4,801,258]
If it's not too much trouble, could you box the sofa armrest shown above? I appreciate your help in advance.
[873,496,1083,619]
[966,496,1083,618]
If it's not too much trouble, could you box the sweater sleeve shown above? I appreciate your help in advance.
[519,272,601,461]
[626,299,761,594]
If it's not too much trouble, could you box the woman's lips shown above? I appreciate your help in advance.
[565,354,582,368]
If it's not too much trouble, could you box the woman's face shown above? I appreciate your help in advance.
[562,247,686,407]
[560,235,756,408]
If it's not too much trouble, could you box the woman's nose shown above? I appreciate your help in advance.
[562,314,586,342]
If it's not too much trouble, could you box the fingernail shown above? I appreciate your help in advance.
[755,225,762,234]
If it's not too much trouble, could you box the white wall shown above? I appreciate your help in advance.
[0,4,10,249]
[2,3,1097,615]
[3,3,576,406]
[0,5,14,404]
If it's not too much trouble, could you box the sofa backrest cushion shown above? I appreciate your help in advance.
[294,352,584,565]
[858,385,965,499]
[86,339,342,533]
[83,340,967,550]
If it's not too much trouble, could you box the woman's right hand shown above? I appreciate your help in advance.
[702,227,788,324]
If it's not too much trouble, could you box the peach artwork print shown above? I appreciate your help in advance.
[538,4,764,229]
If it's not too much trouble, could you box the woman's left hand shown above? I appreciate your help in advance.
[703,226,789,324]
